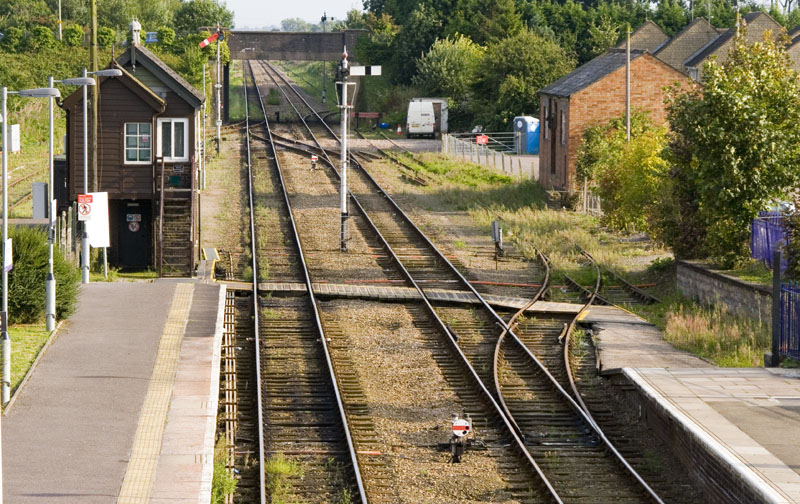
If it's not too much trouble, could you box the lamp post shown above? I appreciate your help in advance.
[2,86,61,407]
[47,75,97,329]
[76,68,122,284]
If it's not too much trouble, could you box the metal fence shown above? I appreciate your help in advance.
[751,212,788,273]
[780,282,800,359]
[442,133,537,179]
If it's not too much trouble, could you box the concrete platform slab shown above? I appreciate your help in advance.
[626,368,800,503]
[2,280,224,504]
[583,305,711,371]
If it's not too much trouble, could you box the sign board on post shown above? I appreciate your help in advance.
[3,238,12,273]
[77,193,92,221]
[9,124,20,153]
[476,134,489,145]
[86,192,110,248]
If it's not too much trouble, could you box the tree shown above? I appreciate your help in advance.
[173,0,234,37]
[62,24,84,47]
[663,30,800,265]
[576,111,669,233]
[413,35,484,104]
[280,18,315,32]
[653,0,688,36]
[444,0,522,45]
[28,25,56,51]
[157,25,176,48]
[389,4,441,84]
[474,28,575,129]
[1,27,24,52]
[587,15,620,58]
[97,26,115,48]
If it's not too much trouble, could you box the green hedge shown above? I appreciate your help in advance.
[4,226,79,324]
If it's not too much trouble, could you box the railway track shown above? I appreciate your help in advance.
[252,59,666,503]
[244,62,366,503]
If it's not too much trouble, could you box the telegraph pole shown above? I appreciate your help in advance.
[216,25,222,153]
[625,24,631,144]
[90,0,98,191]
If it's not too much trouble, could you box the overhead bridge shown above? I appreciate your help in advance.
[227,30,367,61]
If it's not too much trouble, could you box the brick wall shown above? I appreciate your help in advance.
[676,260,772,323]
[562,54,688,191]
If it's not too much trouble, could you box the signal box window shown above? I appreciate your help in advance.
[124,123,151,164]
[157,118,189,162]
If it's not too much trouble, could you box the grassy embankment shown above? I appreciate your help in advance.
[389,152,770,367]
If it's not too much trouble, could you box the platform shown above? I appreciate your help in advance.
[2,280,225,503]
[626,368,800,503]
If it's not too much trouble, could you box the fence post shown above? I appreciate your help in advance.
[771,249,782,367]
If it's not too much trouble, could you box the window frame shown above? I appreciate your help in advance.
[156,117,190,162]
[544,99,550,140]
[560,110,566,145]
[123,122,153,165]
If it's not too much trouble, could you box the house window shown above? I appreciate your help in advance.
[124,123,152,164]
[561,110,566,145]
[157,118,189,162]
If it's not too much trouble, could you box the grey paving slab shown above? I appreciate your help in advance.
[150,283,224,503]
[584,305,711,371]
[3,282,177,504]
[628,368,800,503]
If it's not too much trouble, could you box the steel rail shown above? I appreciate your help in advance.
[247,60,369,504]
[256,59,564,503]
[580,247,662,305]
[262,59,666,501]
[242,61,267,504]
[491,249,550,441]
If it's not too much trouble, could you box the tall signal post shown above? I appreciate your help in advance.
[336,49,380,251]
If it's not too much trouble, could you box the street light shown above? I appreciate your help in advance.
[74,68,122,285]
[2,86,60,405]
[45,75,98,330]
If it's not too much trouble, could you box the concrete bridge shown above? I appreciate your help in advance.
[227,30,367,61]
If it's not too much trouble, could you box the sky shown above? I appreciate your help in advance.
[227,0,364,30]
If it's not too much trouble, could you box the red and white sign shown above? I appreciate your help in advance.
[311,155,318,163]
[476,135,489,145]
[78,196,92,221]
[77,194,93,204]
[198,31,220,48]
[452,419,471,437]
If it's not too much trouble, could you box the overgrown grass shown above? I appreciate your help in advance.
[716,258,772,286]
[267,87,281,106]
[276,60,337,112]
[9,323,50,394]
[264,454,303,503]
[211,437,237,504]
[396,152,773,367]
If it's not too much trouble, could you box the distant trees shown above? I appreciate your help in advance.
[413,35,484,105]
[173,0,234,37]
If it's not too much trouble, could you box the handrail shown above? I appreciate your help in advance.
[158,156,165,277]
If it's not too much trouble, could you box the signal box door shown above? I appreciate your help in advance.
[119,202,151,268]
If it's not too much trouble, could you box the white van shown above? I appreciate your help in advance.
[406,101,436,138]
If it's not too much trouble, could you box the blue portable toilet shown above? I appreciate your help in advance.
[513,116,540,155]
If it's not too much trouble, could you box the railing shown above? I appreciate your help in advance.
[157,156,165,277]
[780,282,800,359]
[442,133,535,178]
[751,212,787,273]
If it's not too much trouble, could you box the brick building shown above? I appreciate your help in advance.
[538,50,688,192]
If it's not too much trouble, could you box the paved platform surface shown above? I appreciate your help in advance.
[3,280,224,503]
[583,304,712,371]
[627,368,800,503]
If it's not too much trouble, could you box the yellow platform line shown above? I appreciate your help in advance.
[117,283,194,503]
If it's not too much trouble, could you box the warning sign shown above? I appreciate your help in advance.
[128,221,140,233]
[126,213,142,222]
[452,419,471,437]
[476,135,489,145]
[77,194,93,204]
[78,202,92,221]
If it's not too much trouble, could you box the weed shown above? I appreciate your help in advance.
[211,437,237,504]
[264,454,303,502]
[454,240,466,249]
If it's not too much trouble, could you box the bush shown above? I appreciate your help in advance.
[5,226,80,324]
[157,26,175,49]
[1,27,24,52]
[97,27,115,48]
[28,26,56,51]
[63,24,84,47]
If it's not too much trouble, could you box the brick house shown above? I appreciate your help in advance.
[684,12,784,80]
[652,18,720,73]
[616,20,670,53]
[538,49,688,192]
